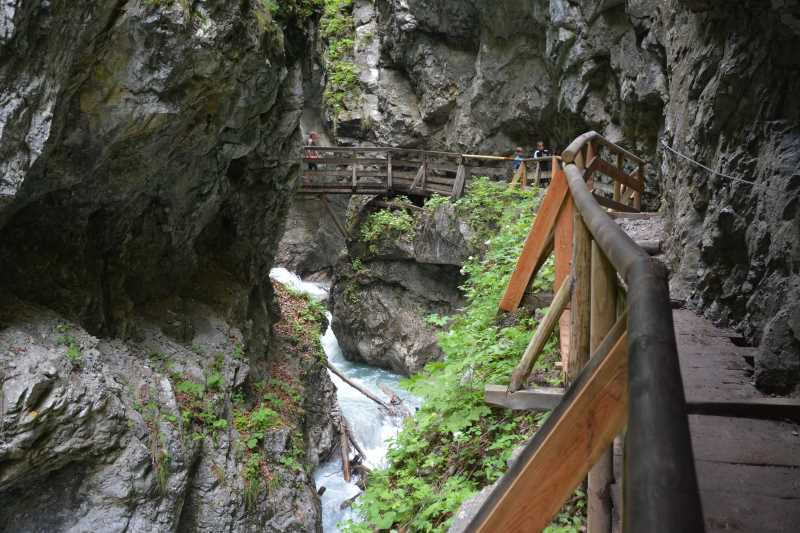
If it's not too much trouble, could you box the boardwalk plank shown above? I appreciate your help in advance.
[689,415,800,467]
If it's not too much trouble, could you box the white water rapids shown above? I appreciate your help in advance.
[269,268,419,532]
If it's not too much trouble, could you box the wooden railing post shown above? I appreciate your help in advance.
[588,242,618,533]
[614,154,623,202]
[567,210,591,383]
[585,141,596,189]
[421,154,428,191]
[387,152,393,191]
[634,162,644,210]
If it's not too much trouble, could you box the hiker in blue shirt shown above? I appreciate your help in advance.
[513,147,525,171]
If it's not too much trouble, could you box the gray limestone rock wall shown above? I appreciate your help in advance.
[0,1,337,530]
[658,0,800,393]
[330,202,473,375]
[306,0,800,393]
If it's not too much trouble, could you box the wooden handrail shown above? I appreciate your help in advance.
[303,146,560,163]
[562,130,646,166]
[475,132,702,533]
[561,135,703,531]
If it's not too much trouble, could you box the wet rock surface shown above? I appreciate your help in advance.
[0,1,336,530]
[276,195,349,276]
[330,203,472,375]
[303,0,800,393]
[0,289,337,532]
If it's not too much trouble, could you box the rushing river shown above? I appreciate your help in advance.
[269,268,419,532]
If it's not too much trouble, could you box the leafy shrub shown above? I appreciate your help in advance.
[360,208,416,253]
[344,179,580,532]
[319,0,359,121]
[176,379,204,398]
[423,194,450,211]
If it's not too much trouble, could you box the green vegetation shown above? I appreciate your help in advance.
[320,0,360,123]
[261,0,322,23]
[56,324,82,368]
[234,283,327,508]
[423,194,451,212]
[344,179,583,532]
[138,396,172,495]
[360,208,416,254]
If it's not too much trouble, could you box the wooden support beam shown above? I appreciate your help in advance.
[410,161,425,190]
[592,192,639,213]
[554,180,574,372]
[636,163,645,211]
[567,210,592,383]
[508,276,573,392]
[686,398,800,422]
[351,163,357,190]
[588,242,618,533]
[452,159,466,198]
[471,328,628,533]
[319,195,348,240]
[499,163,569,312]
[484,384,564,411]
[554,191,574,291]
[586,141,596,188]
[387,153,393,190]
[594,158,643,193]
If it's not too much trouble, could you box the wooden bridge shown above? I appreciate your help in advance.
[298,146,556,198]
[452,132,800,532]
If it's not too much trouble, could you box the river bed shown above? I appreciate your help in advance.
[269,268,419,532]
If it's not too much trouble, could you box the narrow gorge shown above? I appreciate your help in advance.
[1,1,798,532]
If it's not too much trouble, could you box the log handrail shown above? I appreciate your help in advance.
[303,145,561,163]
[562,130,646,166]
[474,132,703,533]
[563,161,703,533]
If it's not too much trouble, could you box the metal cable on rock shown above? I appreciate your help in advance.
[660,140,767,189]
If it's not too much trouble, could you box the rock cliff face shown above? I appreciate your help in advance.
[306,0,800,392]
[0,1,336,530]
[330,202,472,374]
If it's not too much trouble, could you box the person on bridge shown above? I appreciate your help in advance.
[533,141,552,186]
[512,147,525,171]
[305,131,320,170]
[533,141,551,171]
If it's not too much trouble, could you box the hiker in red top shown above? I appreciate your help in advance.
[305,131,320,170]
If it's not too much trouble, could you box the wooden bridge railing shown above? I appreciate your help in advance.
[469,132,704,532]
[299,146,558,197]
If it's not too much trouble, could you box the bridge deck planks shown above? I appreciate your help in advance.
[655,309,800,533]
[608,309,800,533]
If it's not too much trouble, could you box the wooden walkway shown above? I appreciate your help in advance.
[298,146,555,198]
[672,309,800,533]
[458,131,799,533]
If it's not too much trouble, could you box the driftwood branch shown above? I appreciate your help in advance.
[339,416,351,482]
[378,383,412,418]
[326,361,393,412]
[340,493,361,510]
[342,416,368,460]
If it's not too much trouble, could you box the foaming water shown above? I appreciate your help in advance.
[269,268,418,532]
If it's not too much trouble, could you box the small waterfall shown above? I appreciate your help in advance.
[269,268,418,532]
